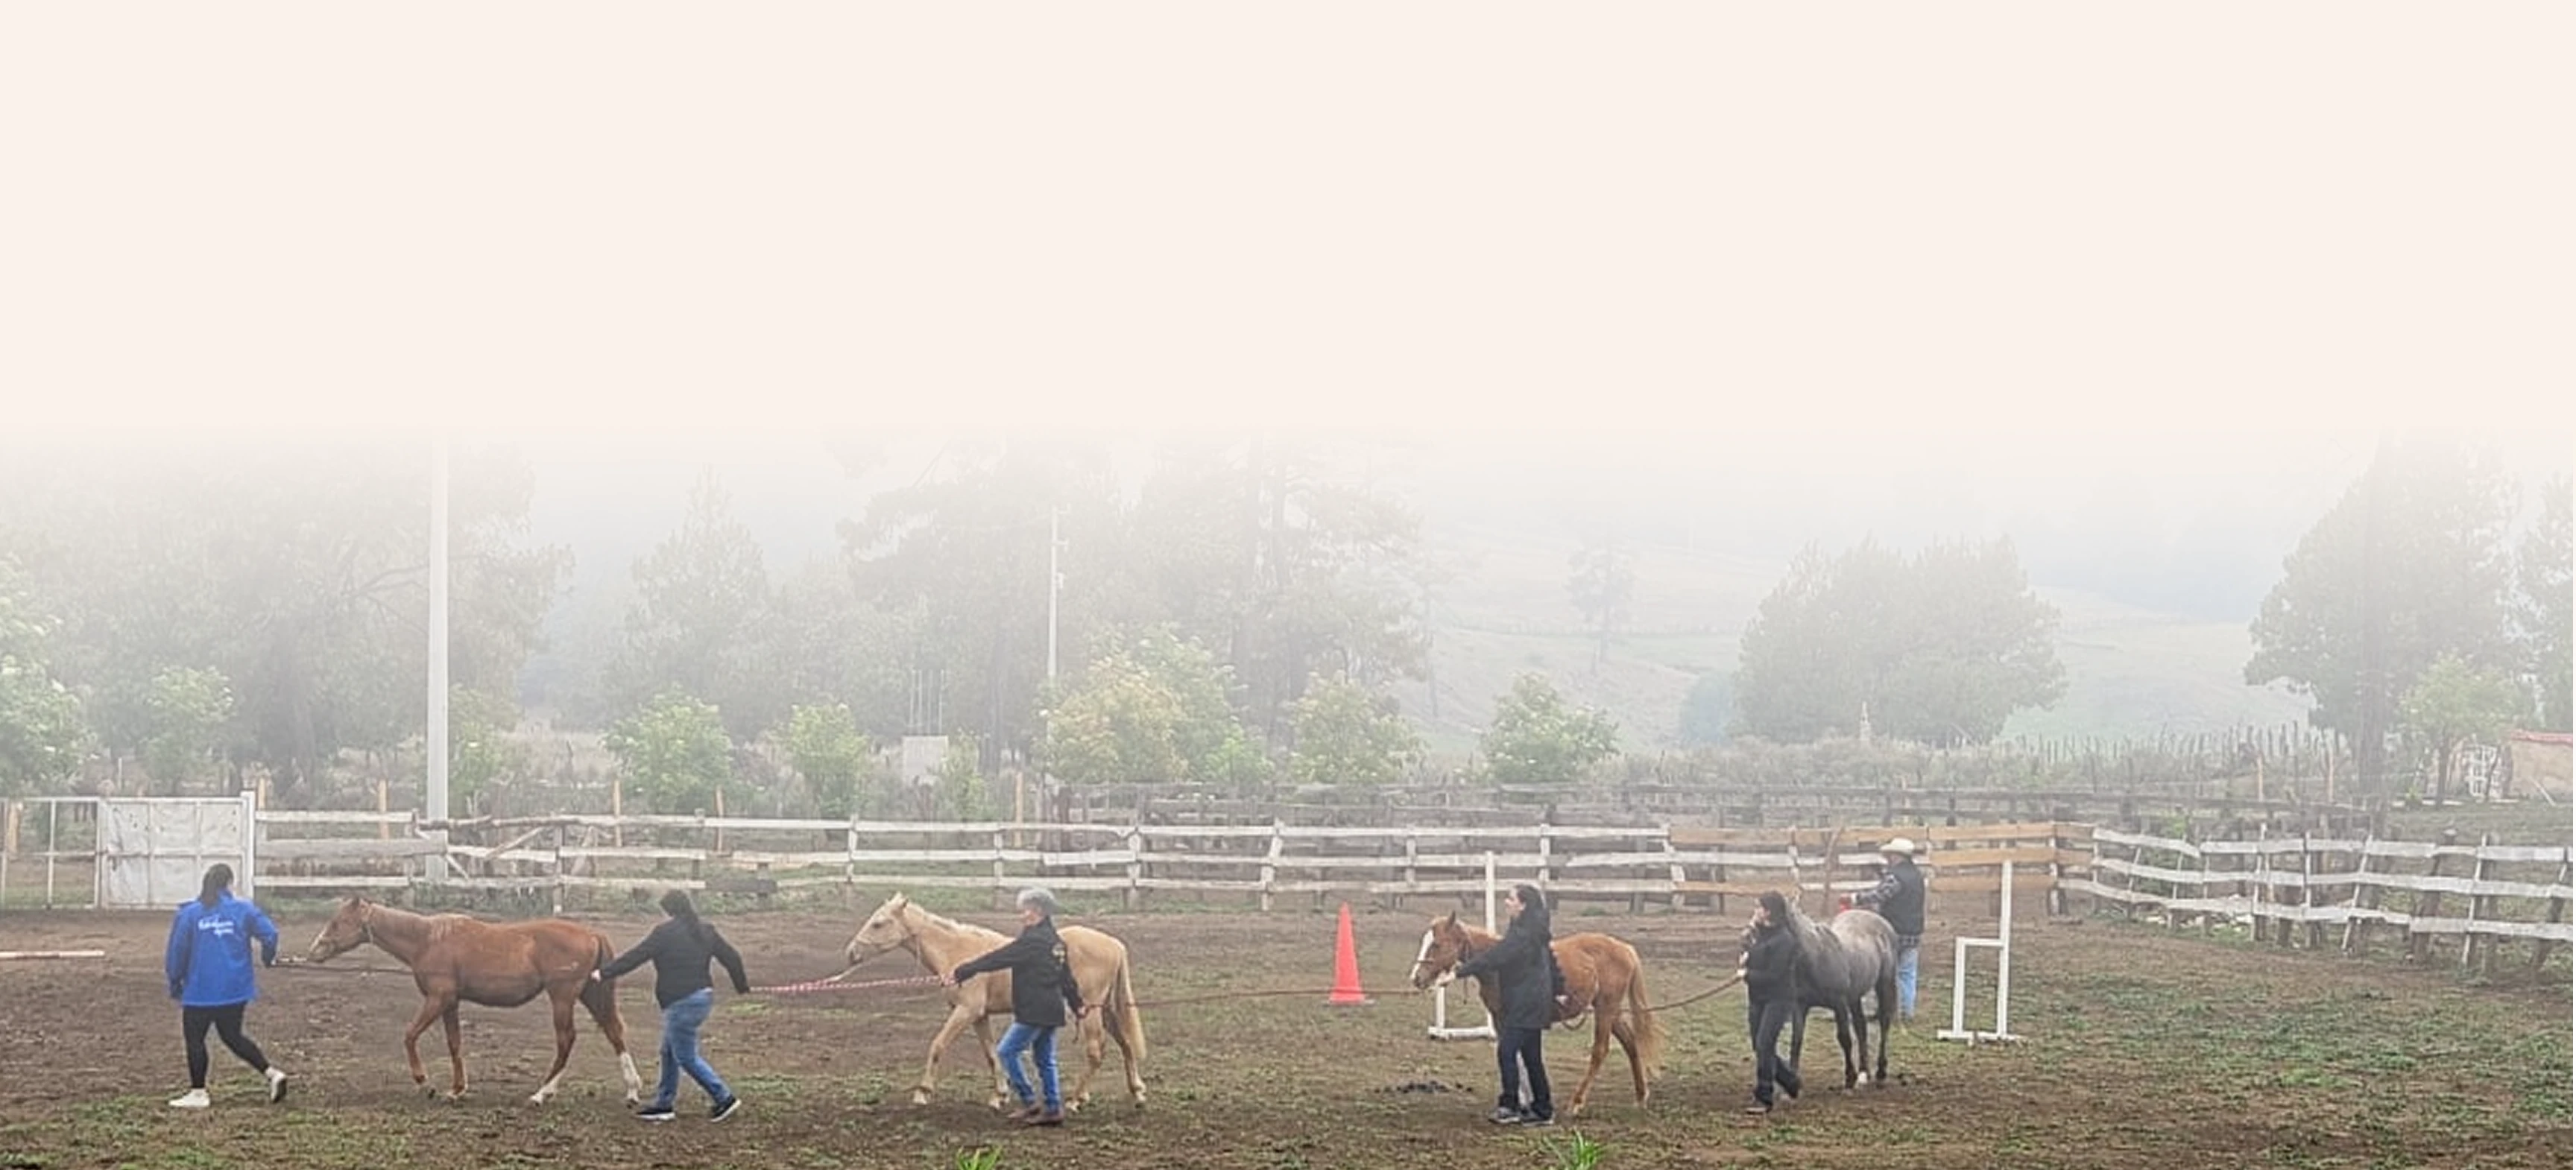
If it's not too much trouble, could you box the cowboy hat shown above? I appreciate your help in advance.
[1881,836,1919,857]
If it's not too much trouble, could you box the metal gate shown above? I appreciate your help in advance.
[96,794,257,908]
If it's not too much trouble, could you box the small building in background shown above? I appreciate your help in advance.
[2504,730,2573,802]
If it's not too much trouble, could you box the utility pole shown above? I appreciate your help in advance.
[425,436,449,880]
[1048,506,1061,681]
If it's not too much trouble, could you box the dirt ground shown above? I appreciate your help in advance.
[1,895,2566,1170]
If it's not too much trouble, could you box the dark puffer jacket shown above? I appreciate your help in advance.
[952,915,1086,1028]
[1455,894,1568,1031]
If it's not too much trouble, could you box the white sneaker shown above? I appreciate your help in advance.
[265,1067,288,1104]
[168,1088,211,1109]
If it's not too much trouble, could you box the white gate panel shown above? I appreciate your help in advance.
[98,794,255,908]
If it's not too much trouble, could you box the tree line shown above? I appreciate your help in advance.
[0,434,2564,810]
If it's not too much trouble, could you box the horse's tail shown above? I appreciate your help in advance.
[1106,943,1146,1065]
[1623,943,1664,1077]
[581,934,619,1013]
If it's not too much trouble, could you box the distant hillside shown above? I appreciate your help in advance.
[1392,519,2312,759]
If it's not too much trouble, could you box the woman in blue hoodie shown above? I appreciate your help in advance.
[162,863,287,1109]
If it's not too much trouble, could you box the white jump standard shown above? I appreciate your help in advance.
[1421,851,1498,1041]
[1937,859,2023,1045]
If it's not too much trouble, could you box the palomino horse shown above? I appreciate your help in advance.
[306,895,643,1105]
[843,893,1146,1111]
[1773,899,1898,1090]
[1407,912,1666,1116]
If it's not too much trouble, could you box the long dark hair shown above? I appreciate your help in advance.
[1510,882,1552,937]
[661,888,718,948]
[198,863,233,909]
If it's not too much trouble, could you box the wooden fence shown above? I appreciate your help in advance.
[236,809,2086,923]
[2068,826,2575,973]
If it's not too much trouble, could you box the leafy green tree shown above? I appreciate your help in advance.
[446,684,523,818]
[842,440,1123,768]
[608,472,777,739]
[2246,439,2519,792]
[1677,671,1733,746]
[933,734,997,820]
[1566,534,1635,671]
[138,666,235,795]
[1123,436,1430,744]
[780,702,871,819]
[0,440,565,789]
[2516,475,2572,732]
[1286,674,1421,787]
[1733,537,2064,745]
[1478,672,1620,785]
[2396,655,2530,803]
[1038,627,1269,788]
[603,691,735,814]
[0,563,90,797]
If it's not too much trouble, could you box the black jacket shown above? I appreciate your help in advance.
[952,916,1086,1028]
[602,916,751,1008]
[1855,858,1926,937]
[1455,908,1566,1031]
[1740,921,1802,1005]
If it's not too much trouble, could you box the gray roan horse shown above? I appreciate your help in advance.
[1776,899,1898,1090]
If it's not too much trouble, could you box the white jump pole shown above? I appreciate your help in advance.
[1938,859,2022,1045]
[1426,850,1499,1041]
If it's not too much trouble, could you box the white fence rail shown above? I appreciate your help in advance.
[2065,826,2574,972]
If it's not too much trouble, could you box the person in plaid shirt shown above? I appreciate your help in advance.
[1849,837,1925,1020]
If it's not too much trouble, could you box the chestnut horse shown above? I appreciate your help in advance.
[1407,912,1665,1116]
[843,893,1146,1111]
[306,895,643,1105]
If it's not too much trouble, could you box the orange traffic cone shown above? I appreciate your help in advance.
[1326,902,1373,1006]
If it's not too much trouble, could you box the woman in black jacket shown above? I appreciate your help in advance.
[941,886,1090,1127]
[1444,882,1566,1126]
[596,889,752,1122]
[1739,890,1806,1113]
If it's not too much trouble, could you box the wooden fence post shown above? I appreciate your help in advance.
[1123,826,1143,911]
[1664,827,1686,912]
[2410,829,2458,965]
[2343,834,2381,956]
[2534,853,2571,974]
[2460,833,2493,973]
[1401,827,1418,913]
[1260,821,1282,914]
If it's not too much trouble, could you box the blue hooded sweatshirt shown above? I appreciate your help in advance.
[165,891,280,1008]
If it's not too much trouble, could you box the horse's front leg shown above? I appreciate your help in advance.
[440,1003,468,1100]
[528,989,578,1104]
[912,1002,980,1107]
[971,1013,1007,1111]
[401,995,447,1095]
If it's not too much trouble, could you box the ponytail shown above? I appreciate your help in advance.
[198,863,233,909]
[660,888,719,949]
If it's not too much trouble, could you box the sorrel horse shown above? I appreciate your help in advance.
[1407,912,1666,1116]
[843,892,1147,1111]
[1773,899,1898,1090]
[306,895,643,1105]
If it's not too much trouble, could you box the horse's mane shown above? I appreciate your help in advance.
[896,899,1006,942]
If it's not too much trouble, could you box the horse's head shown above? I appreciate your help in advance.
[1409,911,1479,990]
[845,893,917,967]
[307,894,374,961]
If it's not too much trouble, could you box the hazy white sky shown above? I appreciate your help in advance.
[4,4,2569,459]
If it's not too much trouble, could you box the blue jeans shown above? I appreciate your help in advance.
[995,1022,1060,1110]
[1895,942,1919,1019]
[653,989,731,1108]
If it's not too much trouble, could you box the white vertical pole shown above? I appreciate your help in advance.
[426,437,450,881]
[239,788,258,899]
[1995,860,2014,1037]
[1483,850,1497,932]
